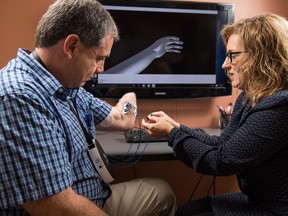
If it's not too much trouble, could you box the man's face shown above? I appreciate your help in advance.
[68,35,114,88]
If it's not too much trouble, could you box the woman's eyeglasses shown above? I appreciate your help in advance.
[225,51,247,63]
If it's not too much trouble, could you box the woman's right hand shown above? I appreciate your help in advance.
[141,111,180,138]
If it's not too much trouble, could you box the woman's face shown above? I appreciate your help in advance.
[222,34,247,90]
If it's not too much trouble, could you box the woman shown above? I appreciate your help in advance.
[142,13,288,215]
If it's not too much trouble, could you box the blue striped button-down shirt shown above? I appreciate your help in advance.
[0,49,112,215]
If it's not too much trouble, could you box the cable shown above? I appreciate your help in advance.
[102,108,150,167]
[207,176,216,196]
[107,142,148,166]
[189,174,203,201]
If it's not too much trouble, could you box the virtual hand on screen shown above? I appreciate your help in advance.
[104,36,183,75]
[151,36,183,58]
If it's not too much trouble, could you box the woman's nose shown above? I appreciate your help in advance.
[222,58,230,70]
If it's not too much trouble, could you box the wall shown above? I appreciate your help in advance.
[1,0,288,207]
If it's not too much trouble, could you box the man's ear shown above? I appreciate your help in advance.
[63,34,80,59]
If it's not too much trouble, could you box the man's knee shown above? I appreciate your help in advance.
[143,178,175,200]
[136,177,177,215]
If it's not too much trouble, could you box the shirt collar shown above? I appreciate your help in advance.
[18,48,79,101]
[55,87,79,102]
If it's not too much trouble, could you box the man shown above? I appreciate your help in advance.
[0,0,176,215]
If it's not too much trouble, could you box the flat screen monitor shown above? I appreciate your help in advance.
[84,0,235,99]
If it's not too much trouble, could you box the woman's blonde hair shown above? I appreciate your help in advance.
[221,13,288,105]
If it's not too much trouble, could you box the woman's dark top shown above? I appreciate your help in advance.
[168,91,288,215]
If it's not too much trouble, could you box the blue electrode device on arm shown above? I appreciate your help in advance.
[123,102,138,116]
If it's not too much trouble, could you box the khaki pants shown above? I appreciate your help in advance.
[103,177,177,216]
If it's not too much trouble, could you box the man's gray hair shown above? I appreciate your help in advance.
[35,0,119,48]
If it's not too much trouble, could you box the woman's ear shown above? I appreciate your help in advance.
[63,34,80,59]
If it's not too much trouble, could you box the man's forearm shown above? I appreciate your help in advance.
[98,92,137,131]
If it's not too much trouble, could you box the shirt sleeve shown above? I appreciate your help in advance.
[76,88,112,125]
[0,94,72,208]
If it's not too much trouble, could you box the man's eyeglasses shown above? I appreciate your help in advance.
[225,51,247,63]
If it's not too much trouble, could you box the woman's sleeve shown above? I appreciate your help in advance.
[168,96,288,176]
